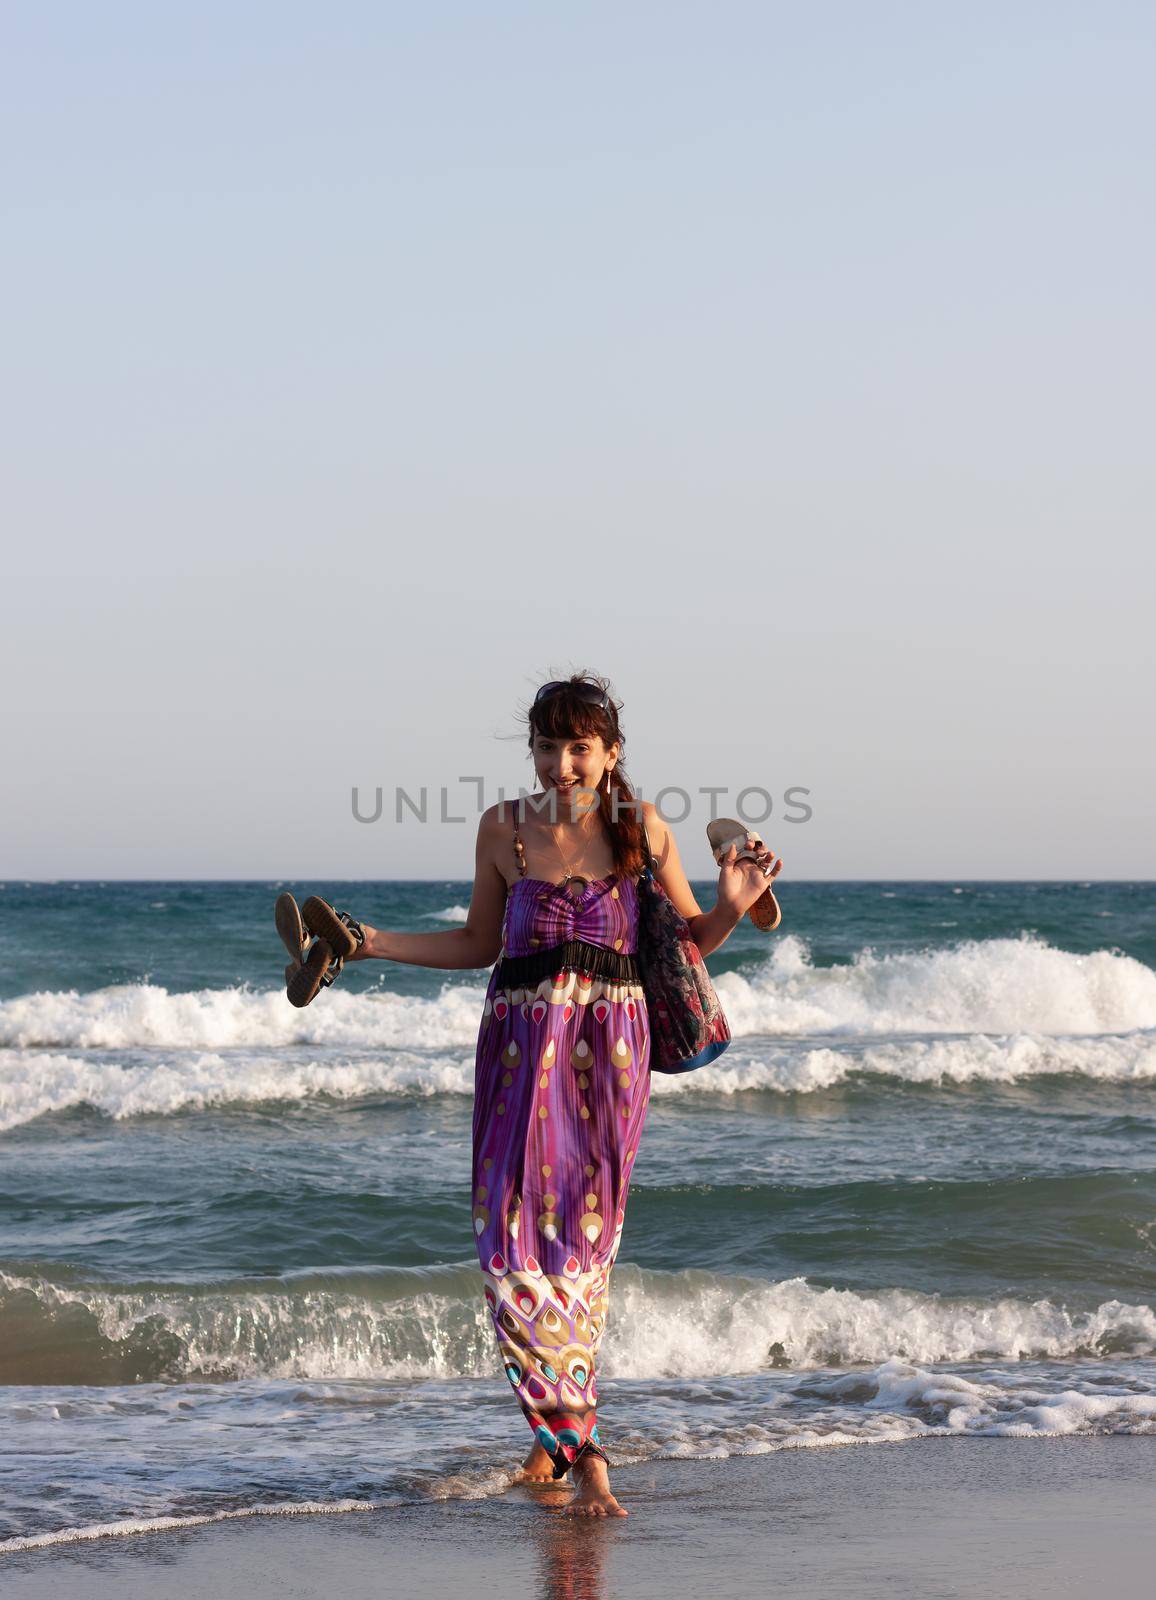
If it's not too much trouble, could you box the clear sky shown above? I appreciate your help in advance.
[3,2,1153,879]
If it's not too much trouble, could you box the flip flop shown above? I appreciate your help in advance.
[706,818,782,931]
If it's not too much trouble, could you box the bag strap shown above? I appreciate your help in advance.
[639,818,658,878]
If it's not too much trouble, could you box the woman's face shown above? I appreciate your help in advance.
[531,728,619,802]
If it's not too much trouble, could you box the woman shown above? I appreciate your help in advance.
[349,675,780,1517]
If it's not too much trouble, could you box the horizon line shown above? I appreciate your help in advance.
[2,877,1153,887]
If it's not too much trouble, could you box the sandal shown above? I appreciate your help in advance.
[301,896,365,961]
[275,892,307,964]
[286,937,339,1008]
[275,893,366,1008]
[706,818,782,931]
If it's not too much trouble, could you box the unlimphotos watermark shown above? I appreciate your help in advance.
[349,780,813,826]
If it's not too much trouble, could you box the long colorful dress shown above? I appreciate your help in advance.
[472,806,651,1477]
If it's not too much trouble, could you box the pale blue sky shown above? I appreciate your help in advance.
[3,2,1153,878]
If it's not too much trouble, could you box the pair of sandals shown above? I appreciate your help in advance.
[276,893,366,1008]
[706,817,783,932]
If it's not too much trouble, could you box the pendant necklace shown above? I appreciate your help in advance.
[549,798,599,896]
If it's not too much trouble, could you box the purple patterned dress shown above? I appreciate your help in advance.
[472,808,651,1476]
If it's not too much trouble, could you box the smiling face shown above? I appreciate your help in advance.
[531,729,619,803]
[526,682,623,815]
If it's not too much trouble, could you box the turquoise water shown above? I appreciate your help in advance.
[2,879,1155,1549]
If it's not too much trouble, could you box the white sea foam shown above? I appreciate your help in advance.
[623,1357,1156,1463]
[1,938,1153,1128]
[0,1050,477,1130]
[2,938,1150,1059]
[5,1264,1153,1384]
[716,935,1156,1037]
[658,1030,1156,1095]
[425,904,469,922]
[794,1355,1156,1440]
[0,980,486,1052]
[3,1024,1155,1130]
[0,1499,382,1556]
[4,1358,1154,1553]
[607,1272,1156,1376]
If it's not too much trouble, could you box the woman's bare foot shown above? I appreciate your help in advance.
[510,1441,557,1484]
[562,1453,627,1518]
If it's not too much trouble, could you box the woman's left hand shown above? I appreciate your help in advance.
[345,921,378,960]
[717,834,783,917]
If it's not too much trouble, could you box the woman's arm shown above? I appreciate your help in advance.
[348,809,507,970]
[641,802,780,958]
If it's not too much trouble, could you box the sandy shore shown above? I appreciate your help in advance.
[4,1437,1155,1599]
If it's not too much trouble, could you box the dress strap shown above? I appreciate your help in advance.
[512,797,526,877]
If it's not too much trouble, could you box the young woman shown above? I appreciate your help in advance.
[348,676,780,1517]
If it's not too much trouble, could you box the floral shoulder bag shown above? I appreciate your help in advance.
[635,823,731,1074]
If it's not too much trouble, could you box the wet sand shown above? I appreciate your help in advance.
[3,1438,1154,1600]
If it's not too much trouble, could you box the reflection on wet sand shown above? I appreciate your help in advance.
[522,1481,620,1600]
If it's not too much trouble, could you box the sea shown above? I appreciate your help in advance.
[2,878,1155,1553]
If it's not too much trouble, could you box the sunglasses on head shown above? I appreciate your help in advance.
[534,681,613,713]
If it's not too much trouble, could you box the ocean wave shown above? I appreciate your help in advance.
[0,1050,476,1131]
[3,1263,1153,1386]
[717,935,1156,1037]
[423,904,469,922]
[0,1500,382,1556]
[616,1357,1156,1460]
[0,981,486,1052]
[693,1029,1156,1094]
[3,1027,1155,1130]
[2,938,1151,1057]
[5,1357,1155,1554]
[791,1356,1156,1439]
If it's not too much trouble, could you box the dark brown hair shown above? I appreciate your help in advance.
[526,673,646,880]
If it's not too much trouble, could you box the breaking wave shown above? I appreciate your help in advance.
[3,938,1151,1054]
[3,1262,1153,1385]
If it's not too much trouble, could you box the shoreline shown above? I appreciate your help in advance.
[4,1436,1155,1599]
